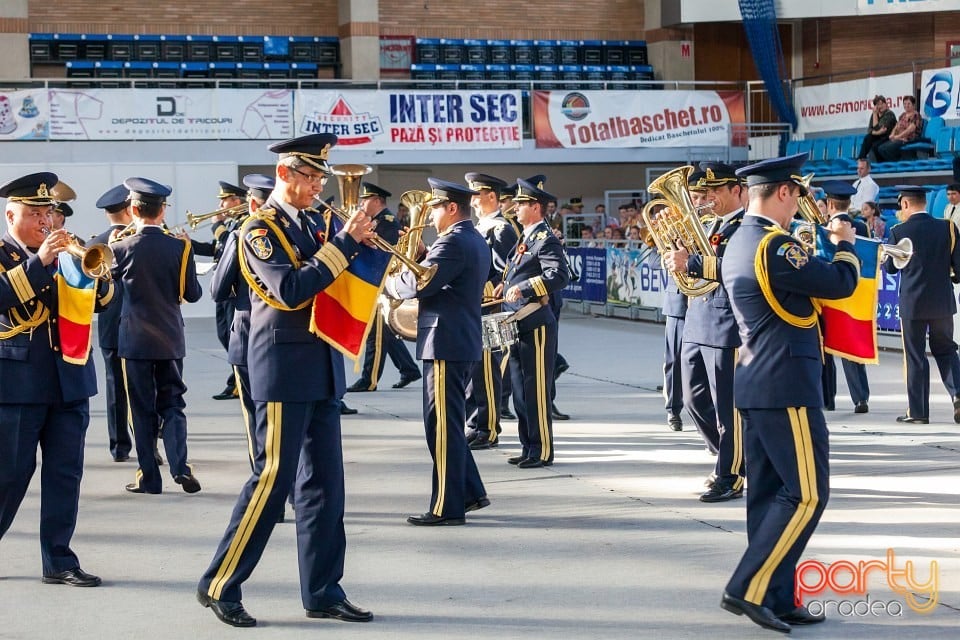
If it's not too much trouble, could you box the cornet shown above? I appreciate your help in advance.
[44,228,114,280]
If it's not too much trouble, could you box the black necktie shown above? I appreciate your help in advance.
[298,211,317,251]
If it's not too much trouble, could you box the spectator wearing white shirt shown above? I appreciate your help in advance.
[851,159,879,210]
[944,184,960,225]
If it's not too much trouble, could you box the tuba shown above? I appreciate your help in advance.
[382,189,433,341]
[641,166,720,297]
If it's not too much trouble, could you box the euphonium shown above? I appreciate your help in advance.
[317,164,437,290]
[791,173,826,249]
[383,189,433,341]
[641,166,720,297]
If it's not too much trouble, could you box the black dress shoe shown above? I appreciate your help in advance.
[340,402,358,415]
[392,373,422,389]
[501,407,516,420]
[125,483,159,494]
[197,590,257,627]
[953,396,960,424]
[551,404,570,420]
[113,453,130,462]
[212,385,238,400]
[174,474,202,494]
[470,437,498,450]
[667,414,683,431]
[720,592,791,633]
[824,403,835,411]
[507,455,525,465]
[306,598,373,622]
[42,567,102,587]
[896,415,929,424]
[517,458,544,469]
[346,380,374,393]
[406,512,465,526]
[700,480,743,503]
[554,360,570,381]
[465,496,491,512]
[777,605,825,625]
[465,429,479,444]
[854,401,869,414]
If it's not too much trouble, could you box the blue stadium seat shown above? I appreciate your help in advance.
[785,139,801,155]
[929,187,948,218]
[840,135,859,160]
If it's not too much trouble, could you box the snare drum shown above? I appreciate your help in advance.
[481,312,519,351]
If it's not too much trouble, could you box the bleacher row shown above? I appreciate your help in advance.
[410,63,656,90]
[787,116,959,177]
[414,38,649,67]
[29,33,339,70]
[64,60,319,85]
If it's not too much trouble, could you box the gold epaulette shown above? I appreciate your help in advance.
[252,207,277,222]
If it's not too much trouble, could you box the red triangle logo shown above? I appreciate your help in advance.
[330,97,354,116]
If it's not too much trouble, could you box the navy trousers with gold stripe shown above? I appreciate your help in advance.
[725,407,829,615]
[702,345,742,487]
[357,313,419,390]
[121,358,190,492]
[508,322,557,463]
[233,364,257,470]
[902,316,960,419]
[0,400,88,575]
[465,348,503,443]
[199,399,347,609]
[100,346,131,459]
[423,360,486,518]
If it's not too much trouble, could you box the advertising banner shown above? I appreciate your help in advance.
[294,90,523,149]
[877,270,901,333]
[606,245,668,308]
[795,73,912,136]
[920,65,960,121]
[533,89,745,149]
[562,246,606,303]
[48,88,293,140]
[0,89,49,140]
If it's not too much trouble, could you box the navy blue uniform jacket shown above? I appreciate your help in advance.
[683,211,743,348]
[111,227,202,360]
[885,212,960,319]
[721,216,859,408]
[502,220,570,333]
[238,196,362,402]
[391,219,490,362]
[92,224,126,350]
[0,233,115,403]
[210,229,251,366]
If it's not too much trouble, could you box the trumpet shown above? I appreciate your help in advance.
[185,202,248,230]
[44,228,114,280]
[319,165,437,290]
[110,221,138,242]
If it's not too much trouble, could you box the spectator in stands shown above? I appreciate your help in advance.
[876,95,921,162]
[611,226,626,247]
[616,203,629,226]
[858,95,897,161]
[860,201,886,240]
[626,225,641,242]
[602,225,614,241]
[851,158,879,210]
[944,184,960,225]
[595,203,606,215]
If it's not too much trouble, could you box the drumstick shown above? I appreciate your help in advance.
[481,297,506,308]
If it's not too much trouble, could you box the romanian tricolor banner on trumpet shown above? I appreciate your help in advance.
[808,225,880,364]
[308,213,393,362]
[56,254,97,365]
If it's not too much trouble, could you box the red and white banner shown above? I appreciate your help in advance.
[533,90,745,149]
[794,73,912,136]
[48,88,293,140]
[295,90,523,150]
